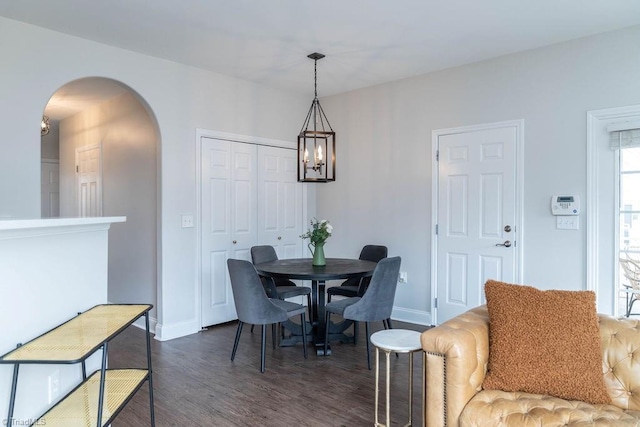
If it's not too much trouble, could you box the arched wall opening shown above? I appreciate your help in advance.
[40,77,161,327]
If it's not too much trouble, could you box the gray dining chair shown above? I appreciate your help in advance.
[327,245,390,342]
[251,245,312,316]
[327,245,388,302]
[227,258,308,373]
[324,256,401,370]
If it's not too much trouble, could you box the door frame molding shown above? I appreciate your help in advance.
[430,119,525,325]
[194,129,308,329]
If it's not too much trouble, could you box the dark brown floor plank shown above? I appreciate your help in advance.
[109,319,428,427]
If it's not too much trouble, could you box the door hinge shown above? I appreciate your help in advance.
[434,297,438,309]
[435,224,438,235]
[436,150,439,161]
[76,165,79,173]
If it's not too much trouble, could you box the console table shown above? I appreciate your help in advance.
[0,304,155,427]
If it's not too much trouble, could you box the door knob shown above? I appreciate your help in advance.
[278,236,282,240]
[495,240,511,248]
[504,225,512,232]
[232,240,237,244]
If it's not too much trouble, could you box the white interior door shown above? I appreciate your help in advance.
[435,124,518,323]
[41,160,60,218]
[201,138,257,327]
[75,144,102,217]
[257,145,303,259]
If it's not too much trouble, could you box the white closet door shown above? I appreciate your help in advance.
[201,138,257,327]
[257,145,303,260]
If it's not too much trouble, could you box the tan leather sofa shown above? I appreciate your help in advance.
[420,306,640,426]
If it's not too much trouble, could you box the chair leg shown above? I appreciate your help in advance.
[386,318,393,329]
[261,324,267,373]
[300,313,308,359]
[272,323,277,349]
[327,293,332,303]
[307,294,313,320]
[231,321,244,361]
[353,321,359,345]
[324,313,331,357]
[365,322,372,370]
[250,324,254,333]
[628,297,638,317]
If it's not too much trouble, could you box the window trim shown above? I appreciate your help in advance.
[587,105,640,315]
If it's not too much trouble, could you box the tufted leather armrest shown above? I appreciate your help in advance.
[420,306,490,427]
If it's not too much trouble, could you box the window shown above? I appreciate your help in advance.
[587,105,640,316]
[618,147,640,317]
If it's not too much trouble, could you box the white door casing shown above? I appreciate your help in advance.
[200,138,257,326]
[75,144,102,217]
[41,159,60,218]
[432,120,523,324]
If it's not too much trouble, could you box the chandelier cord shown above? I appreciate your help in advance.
[314,58,318,100]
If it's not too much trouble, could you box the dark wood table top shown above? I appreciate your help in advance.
[255,258,376,281]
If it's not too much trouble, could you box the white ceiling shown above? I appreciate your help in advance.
[3,0,640,117]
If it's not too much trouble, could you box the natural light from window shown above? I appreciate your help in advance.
[618,147,640,317]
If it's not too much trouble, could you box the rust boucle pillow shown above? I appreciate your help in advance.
[482,280,610,404]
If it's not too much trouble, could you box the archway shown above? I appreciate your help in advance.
[41,77,161,328]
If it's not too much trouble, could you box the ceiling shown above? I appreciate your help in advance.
[4,1,640,118]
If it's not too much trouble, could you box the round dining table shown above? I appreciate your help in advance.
[255,258,377,355]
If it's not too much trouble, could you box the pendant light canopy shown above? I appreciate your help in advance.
[298,53,335,182]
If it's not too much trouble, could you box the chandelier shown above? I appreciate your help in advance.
[41,115,50,136]
[298,53,336,182]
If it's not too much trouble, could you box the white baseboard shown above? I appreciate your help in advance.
[131,315,158,334]
[154,318,200,341]
[391,306,432,326]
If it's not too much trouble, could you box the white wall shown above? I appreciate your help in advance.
[3,15,640,336]
[0,17,309,340]
[59,91,158,322]
[320,25,640,324]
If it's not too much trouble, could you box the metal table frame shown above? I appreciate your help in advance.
[0,304,155,427]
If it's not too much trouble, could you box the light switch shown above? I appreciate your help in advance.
[557,216,579,230]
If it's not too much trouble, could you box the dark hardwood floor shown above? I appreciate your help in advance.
[109,319,428,426]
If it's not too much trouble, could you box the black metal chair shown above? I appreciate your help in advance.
[227,258,308,373]
[251,245,312,316]
[324,256,401,370]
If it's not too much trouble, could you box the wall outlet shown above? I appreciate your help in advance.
[48,369,60,404]
[399,272,408,283]
[181,214,194,228]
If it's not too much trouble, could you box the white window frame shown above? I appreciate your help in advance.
[587,104,640,315]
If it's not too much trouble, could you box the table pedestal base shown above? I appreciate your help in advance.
[280,318,356,354]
